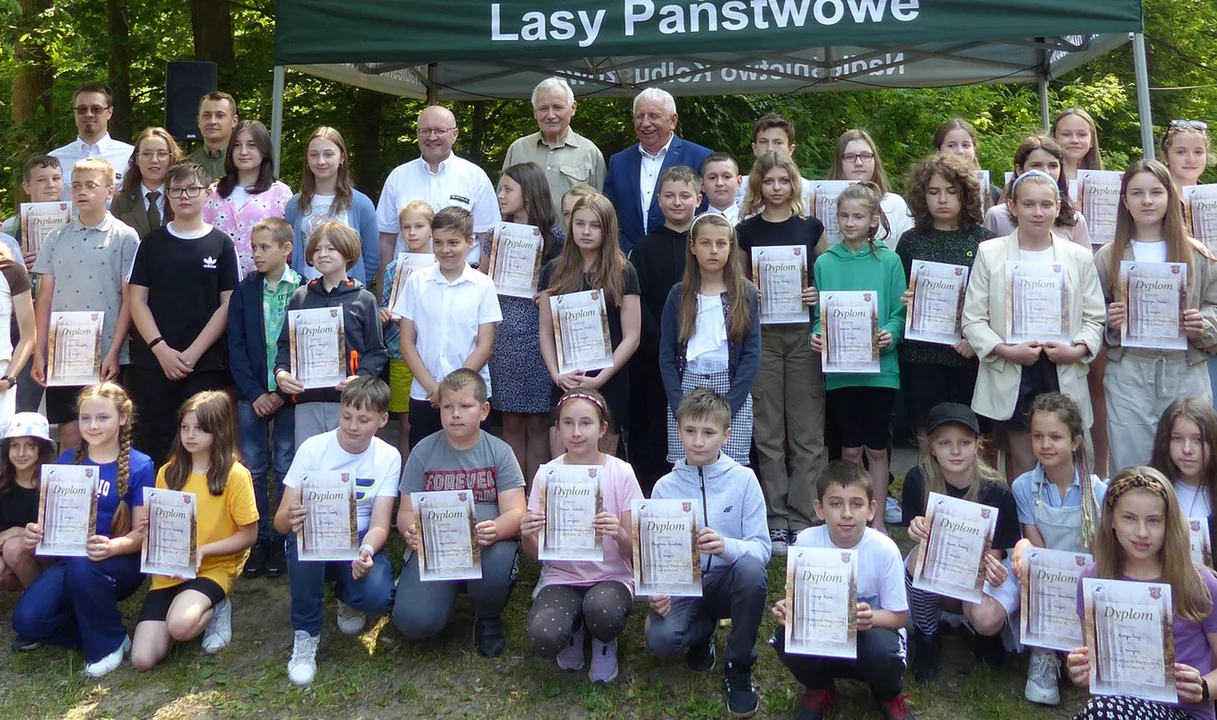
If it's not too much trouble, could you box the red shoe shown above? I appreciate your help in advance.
[796,687,836,720]
[878,693,916,720]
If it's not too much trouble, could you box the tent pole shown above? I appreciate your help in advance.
[1132,32,1154,159]
[426,63,438,104]
[1037,74,1050,132]
[271,65,285,173]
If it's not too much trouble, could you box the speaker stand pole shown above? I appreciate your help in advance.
[271,65,286,174]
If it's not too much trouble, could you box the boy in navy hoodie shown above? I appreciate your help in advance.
[275,221,387,446]
[228,216,301,578]
[646,387,770,719]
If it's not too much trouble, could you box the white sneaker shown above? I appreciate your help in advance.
[885,497,902,525]
[287,631,320,687]
[201,598,232,654]
[336,600,366,636]
[84,635,130,678]
[1025,648,1061,705]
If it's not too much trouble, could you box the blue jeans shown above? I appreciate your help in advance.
[286,534,396,635]
[237,399,295,542]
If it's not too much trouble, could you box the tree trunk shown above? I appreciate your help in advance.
[11,0,55,203]
[105,0,133,141]
[351,89,384,201]
[190,0,234,83]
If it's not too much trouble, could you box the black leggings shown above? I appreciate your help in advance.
[526,581,633,657]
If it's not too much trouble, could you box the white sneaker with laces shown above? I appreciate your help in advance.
[1024,648,1061,705]
[201,598,232,654]
[336,600,367,636]
[288,631,321,687]
[84,635,130,678]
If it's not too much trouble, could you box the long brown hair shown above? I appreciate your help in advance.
[741,151,805,218]
[1004,135,1079,227]
[915,420,1002,507]
[903,154,985,232]
[74,382,135,537]
[120,127,184,196]
[0,436,55,496]
[678,213,752,344]
[1051,107,1104,171]
[828,129,891,195]
[1152,398,1217,514]
[298,126,353,216]
[1106,159,1210,288]
[837,181,890,257]
[1028,392,1097,549]
[933,118,981,170]
[502,162,560,261]
[163,391,238,496]
[218,120,277,196]
[1094,467,1213,622]
[547,193,627,306]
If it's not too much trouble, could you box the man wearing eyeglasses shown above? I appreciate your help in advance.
[374,105,500,288]
[48,83,134,201]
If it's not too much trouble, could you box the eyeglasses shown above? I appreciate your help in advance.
[843,152,875,163]
[167,186,205,199]
[70,182,110,193]
[138,150,171,160]
[1170,120,1209,132]
[418,127,456,138]
[74,105,110,116]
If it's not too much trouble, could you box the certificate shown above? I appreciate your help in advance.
[288,307,347,389]
[1119,261,1187,351]
[784,547,858,658]
[808,181,856,245]
[910,492,997,604]
[752,245,809,325]
[550,290,614,376]
[820,290,879,375]
[415,490,481,581]
[1076,170,1123,245]
[974,170,993,213]
[1005,261,1069,344]
[46,311,103,387]
[387,253,436,318]
[905,261,968,345]
[296,472,358,561]
[35,465,97,557]
[141,487,198,579]
[1082,577,1177,704]
[1184,185,1217,254]
[537,464,604,562]
[487,222,543,298]
[1019,547,1091,651]
[19,201,72,255]
[1188,517,1212,568]
[631,498,702,597]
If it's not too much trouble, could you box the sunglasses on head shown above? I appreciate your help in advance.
[1170,120,1209,132]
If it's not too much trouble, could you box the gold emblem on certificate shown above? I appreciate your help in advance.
[487,222,543,298]
[1184,185,1217,254]
[1019,548,1091,651]
[415,490,481,581]
[1118,261,1187,351]
[1082,578,1177,704]
[19,201,72,255]
[46,311,103,387]
[808,181,856,245]
[1188,517,1212,568]
[387,252,436,318]
[35,465,98,557]
[784,547,858,658]
[905,261,968,345]
[820,290,880,374]
[141,488,198,578]
[1076,170,1123,245]
[537,464,604,562]
[297,472,359,562]
[631,498,702,597]
[910,492,997,604]
[288,307,347,389]
[752,245,809,325]
[550,290,614,376]
[1005,261,1069,344]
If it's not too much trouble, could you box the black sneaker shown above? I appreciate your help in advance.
[686,635,716,672]
[475,617,507,658]
[10,637,39,652]
[912,632,940,683]
[769,528,790,557]
[243,539,268,578]
[265,540,287,579]
[723,661,759,719]
[972,632,1006,669]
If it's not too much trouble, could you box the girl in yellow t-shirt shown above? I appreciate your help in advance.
[130,391,258,671]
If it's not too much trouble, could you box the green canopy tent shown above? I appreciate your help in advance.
[270,0,1150,164]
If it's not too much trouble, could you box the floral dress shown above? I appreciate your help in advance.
[203,181,293,279]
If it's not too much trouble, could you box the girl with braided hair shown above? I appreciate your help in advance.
[12,381,155,678]
[1066,467,1217,720]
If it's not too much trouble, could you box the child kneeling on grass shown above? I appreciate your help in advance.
[645,387,771,719]
[771,460,915,720]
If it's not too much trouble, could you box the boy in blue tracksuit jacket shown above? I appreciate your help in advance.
[646,388,770,719]
[227,217,302,578]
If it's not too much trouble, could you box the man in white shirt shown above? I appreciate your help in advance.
[375,105,499,285]
[49,83,134,200]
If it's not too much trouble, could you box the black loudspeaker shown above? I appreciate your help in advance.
[165,61,219,141]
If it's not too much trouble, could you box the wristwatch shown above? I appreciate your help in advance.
[1203,677,1210,702]
[0,375,15,389]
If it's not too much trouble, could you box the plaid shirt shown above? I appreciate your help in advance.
[263,267,302,390]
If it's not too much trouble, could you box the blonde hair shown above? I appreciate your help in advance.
[73,158,116,186]
[398,199,435,227]
[74,382,135,537]
[299,126,353,216]
[1051,108,1104,171]
[741,151,805,218]
[1160,124,1214,168]
[837,181,889,256]
[915,424,1002,507]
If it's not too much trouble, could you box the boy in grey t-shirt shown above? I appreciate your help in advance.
[392,368,526,658]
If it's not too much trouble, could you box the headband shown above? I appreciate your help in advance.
[1104,469,1171,512]
[556,391,608,419]
[1011,169,1060,197]
[689,212,727,236]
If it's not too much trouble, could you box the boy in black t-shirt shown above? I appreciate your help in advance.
[127,160,239,466]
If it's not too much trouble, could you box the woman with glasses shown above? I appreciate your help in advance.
[826,129,915,249]
[111,128,184,238]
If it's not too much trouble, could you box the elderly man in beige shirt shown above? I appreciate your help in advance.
[502,77,606,212]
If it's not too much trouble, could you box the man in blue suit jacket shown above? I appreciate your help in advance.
[603,88,713,254]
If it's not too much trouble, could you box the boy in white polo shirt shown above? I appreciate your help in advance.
[395,206,500,449]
